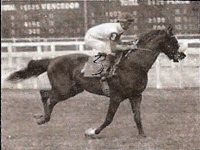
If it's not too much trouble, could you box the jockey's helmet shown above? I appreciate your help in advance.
[117,12,134,22]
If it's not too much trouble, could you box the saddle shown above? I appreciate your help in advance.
[81,53,106,77]
[82,52,123,78]
[81,52,124,97]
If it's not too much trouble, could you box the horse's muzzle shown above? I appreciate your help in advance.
[173,52,186,62]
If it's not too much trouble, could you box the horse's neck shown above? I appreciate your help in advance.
[128,48,160,72]
[125,30,166,71]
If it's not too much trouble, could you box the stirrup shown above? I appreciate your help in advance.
[101,67,117,81]
[101,73,109,81]
[100,68,110,81]
[100,80,110,96]
[101,76,107,82]
[101,73,116,81]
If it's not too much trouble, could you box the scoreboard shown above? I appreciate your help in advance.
[2,0,200,38]
[2,1,85,38]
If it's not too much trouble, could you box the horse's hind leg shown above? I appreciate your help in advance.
[37,84,84,125]
[34,90,50,119]
[35,89,51,125]
[129,94,146,137]
[36,64,84,125]
[37,89,59,125]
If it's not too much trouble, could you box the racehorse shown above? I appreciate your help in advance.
[7,26,186,138]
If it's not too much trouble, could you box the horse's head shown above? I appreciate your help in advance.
[157,26,186,62]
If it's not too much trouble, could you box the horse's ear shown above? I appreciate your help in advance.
[166,25,173,34]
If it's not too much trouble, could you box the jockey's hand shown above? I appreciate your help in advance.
[120,41,134,45]
[130,44,137,50]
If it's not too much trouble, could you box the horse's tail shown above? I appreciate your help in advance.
[6,58,51,82]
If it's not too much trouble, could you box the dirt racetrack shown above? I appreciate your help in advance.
[1,88,200,150]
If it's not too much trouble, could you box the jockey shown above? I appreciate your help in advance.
[84,12,137,80]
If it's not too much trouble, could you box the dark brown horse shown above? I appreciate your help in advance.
[7,26,186,138]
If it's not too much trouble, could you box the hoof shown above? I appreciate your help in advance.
[34,114,43,119]
[101,77,107,82]
[37,117,46,125]
[85,128,97,138]
[138,133,147,138]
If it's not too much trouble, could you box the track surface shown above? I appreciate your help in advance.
[1,88,200,150]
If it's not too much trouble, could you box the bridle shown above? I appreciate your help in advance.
[124,34,178,58]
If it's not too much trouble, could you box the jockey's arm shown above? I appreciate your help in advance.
[110,41,136,52]
[109,32,137,53]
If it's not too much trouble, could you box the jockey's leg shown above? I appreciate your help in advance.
[101,54,115,81]
[109,52,123,77]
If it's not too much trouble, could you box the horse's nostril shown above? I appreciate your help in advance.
[179,52,186,60]
[173,59,179,62]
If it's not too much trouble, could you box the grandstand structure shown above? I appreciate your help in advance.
[1,0,200,89]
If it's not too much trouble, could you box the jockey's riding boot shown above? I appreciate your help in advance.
[108,52,123,78]
[101,64,110,81]
[101,54,114,81]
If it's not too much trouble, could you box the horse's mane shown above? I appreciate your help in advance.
[137,30,163,45]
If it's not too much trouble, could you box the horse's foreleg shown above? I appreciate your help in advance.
[129,95,146,137]
[85,96,121,137]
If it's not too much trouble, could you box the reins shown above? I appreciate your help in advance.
[137,48,152,52]
[124,38,152,58]
[124,47,152,58]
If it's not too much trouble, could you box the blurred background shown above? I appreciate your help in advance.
[1,0,200,89]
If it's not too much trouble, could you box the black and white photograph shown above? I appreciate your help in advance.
[1,0,200,149]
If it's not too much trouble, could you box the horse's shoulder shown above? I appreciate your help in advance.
[120,57,147,75]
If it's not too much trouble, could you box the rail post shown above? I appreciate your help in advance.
[156,57,161,89]
[50,44,56,58]
[8,45,13,68]
[16,58,22,89]
[79,43,84,51]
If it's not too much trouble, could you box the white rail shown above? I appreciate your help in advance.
[1,38,199,57]
[1,41,98,68]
